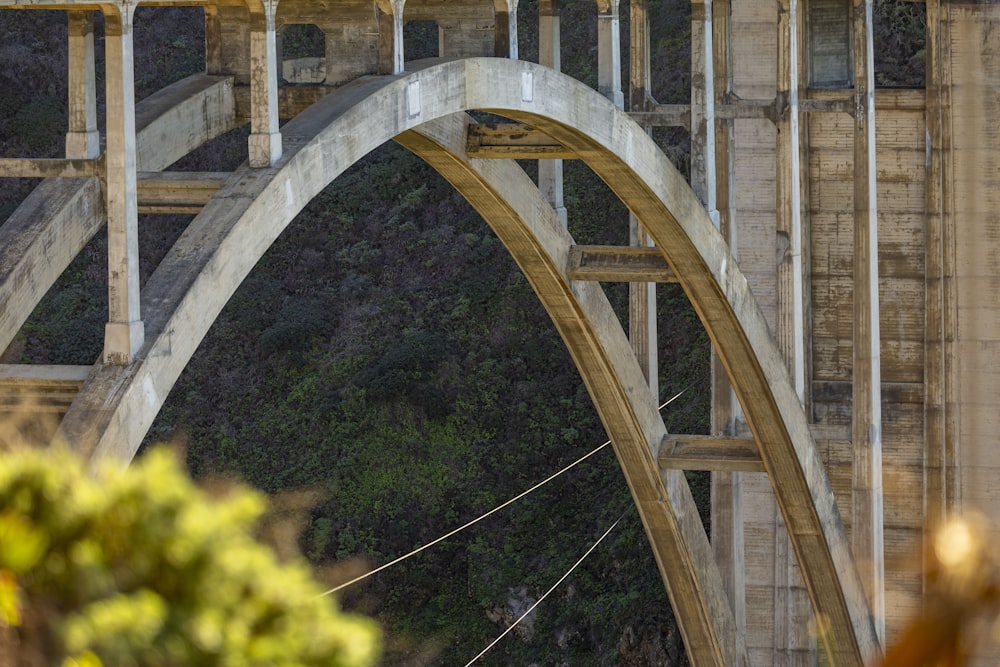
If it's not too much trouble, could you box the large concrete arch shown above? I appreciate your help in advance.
[54,59,877,664]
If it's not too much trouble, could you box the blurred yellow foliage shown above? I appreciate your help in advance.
[0,446,380,667]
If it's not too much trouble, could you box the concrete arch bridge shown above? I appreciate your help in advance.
[3,1,998,665]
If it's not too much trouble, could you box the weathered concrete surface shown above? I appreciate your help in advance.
[929,9,1000,664]
[54,59,875,666]
[0,75,237,358]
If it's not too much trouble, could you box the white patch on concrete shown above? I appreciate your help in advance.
[624,125,634,166]
[285,177,295,212]
[143,375,158,409]
[407,79,421,118]
[521,71,534,103]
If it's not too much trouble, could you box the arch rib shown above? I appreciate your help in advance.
[53,59,877,665]
[396,115,742,666]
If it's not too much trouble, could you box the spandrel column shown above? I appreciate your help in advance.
[494,0,519,59]
[596,0,624,109]
[851,0,885,646]
[248,0,282,167]
[538,0,566,226]
[102,0,144,365]
[66,11,100,159]
[377,0,406,75]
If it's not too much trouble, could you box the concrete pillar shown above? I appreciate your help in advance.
[377,0,405,75]
[493,0,518,59]
[205,6,224,75]
[102,1,144,364]
[538,0,566,226]
[596,0,624,108]
[851,0,885,646]
[628,0,649,112]
[691,0,718,223]
[776,0,806,402]
[66,11,100,159]
[706,1,746,662]
[247,0,282,167]
[624,0,655,395]
[773,3,814,662]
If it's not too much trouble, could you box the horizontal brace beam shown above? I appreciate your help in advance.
[567,245,677,283]
[658,435,764,473]
[800,97,855,115]
[466,123,575,159]
[0,364,92,384]
[0,364,91,413]
[137,205,207,215]
[716,99,776,121]
[629,105,690,128]
[812,380,925,405]
[0,158,100,179]
[136,171,229,213]
[630,97,857,130]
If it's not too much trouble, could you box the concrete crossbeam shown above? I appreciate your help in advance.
[0,365,90,413]
[136,172,229,213]
[466,123,574,159]
[659,435,764,473]
[566,245,677,283]
[0,159,99,179]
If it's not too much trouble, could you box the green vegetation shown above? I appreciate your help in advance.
[0,446,379,666]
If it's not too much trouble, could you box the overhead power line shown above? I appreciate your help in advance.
[320,389,686,597]
[463,510,627,666]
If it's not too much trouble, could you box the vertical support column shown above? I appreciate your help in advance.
[627,220,657,396]
[204,5,224,75]
[102,1,144,365]
[539,0,567,226]
[596,0,624,108]
[776,0,806,402]
[922,0,958,536]
[494,0,518,59]
[247,0,282,168]
[708,1,745,664]
[774,4,812,662]
[625,0,654,395]
[66,11,100,159]
[691,0,718,224]
[378,0,406,75]
[851,0,885,646]
[628,0,649,113]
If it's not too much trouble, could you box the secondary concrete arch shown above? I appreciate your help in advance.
[54,59,876,665]
[0,74,237,356]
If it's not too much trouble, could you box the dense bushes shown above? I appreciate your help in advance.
[0,447,379,666]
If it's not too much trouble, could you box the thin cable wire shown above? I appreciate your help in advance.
[320,389,686,596]
[463,511,627,667]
